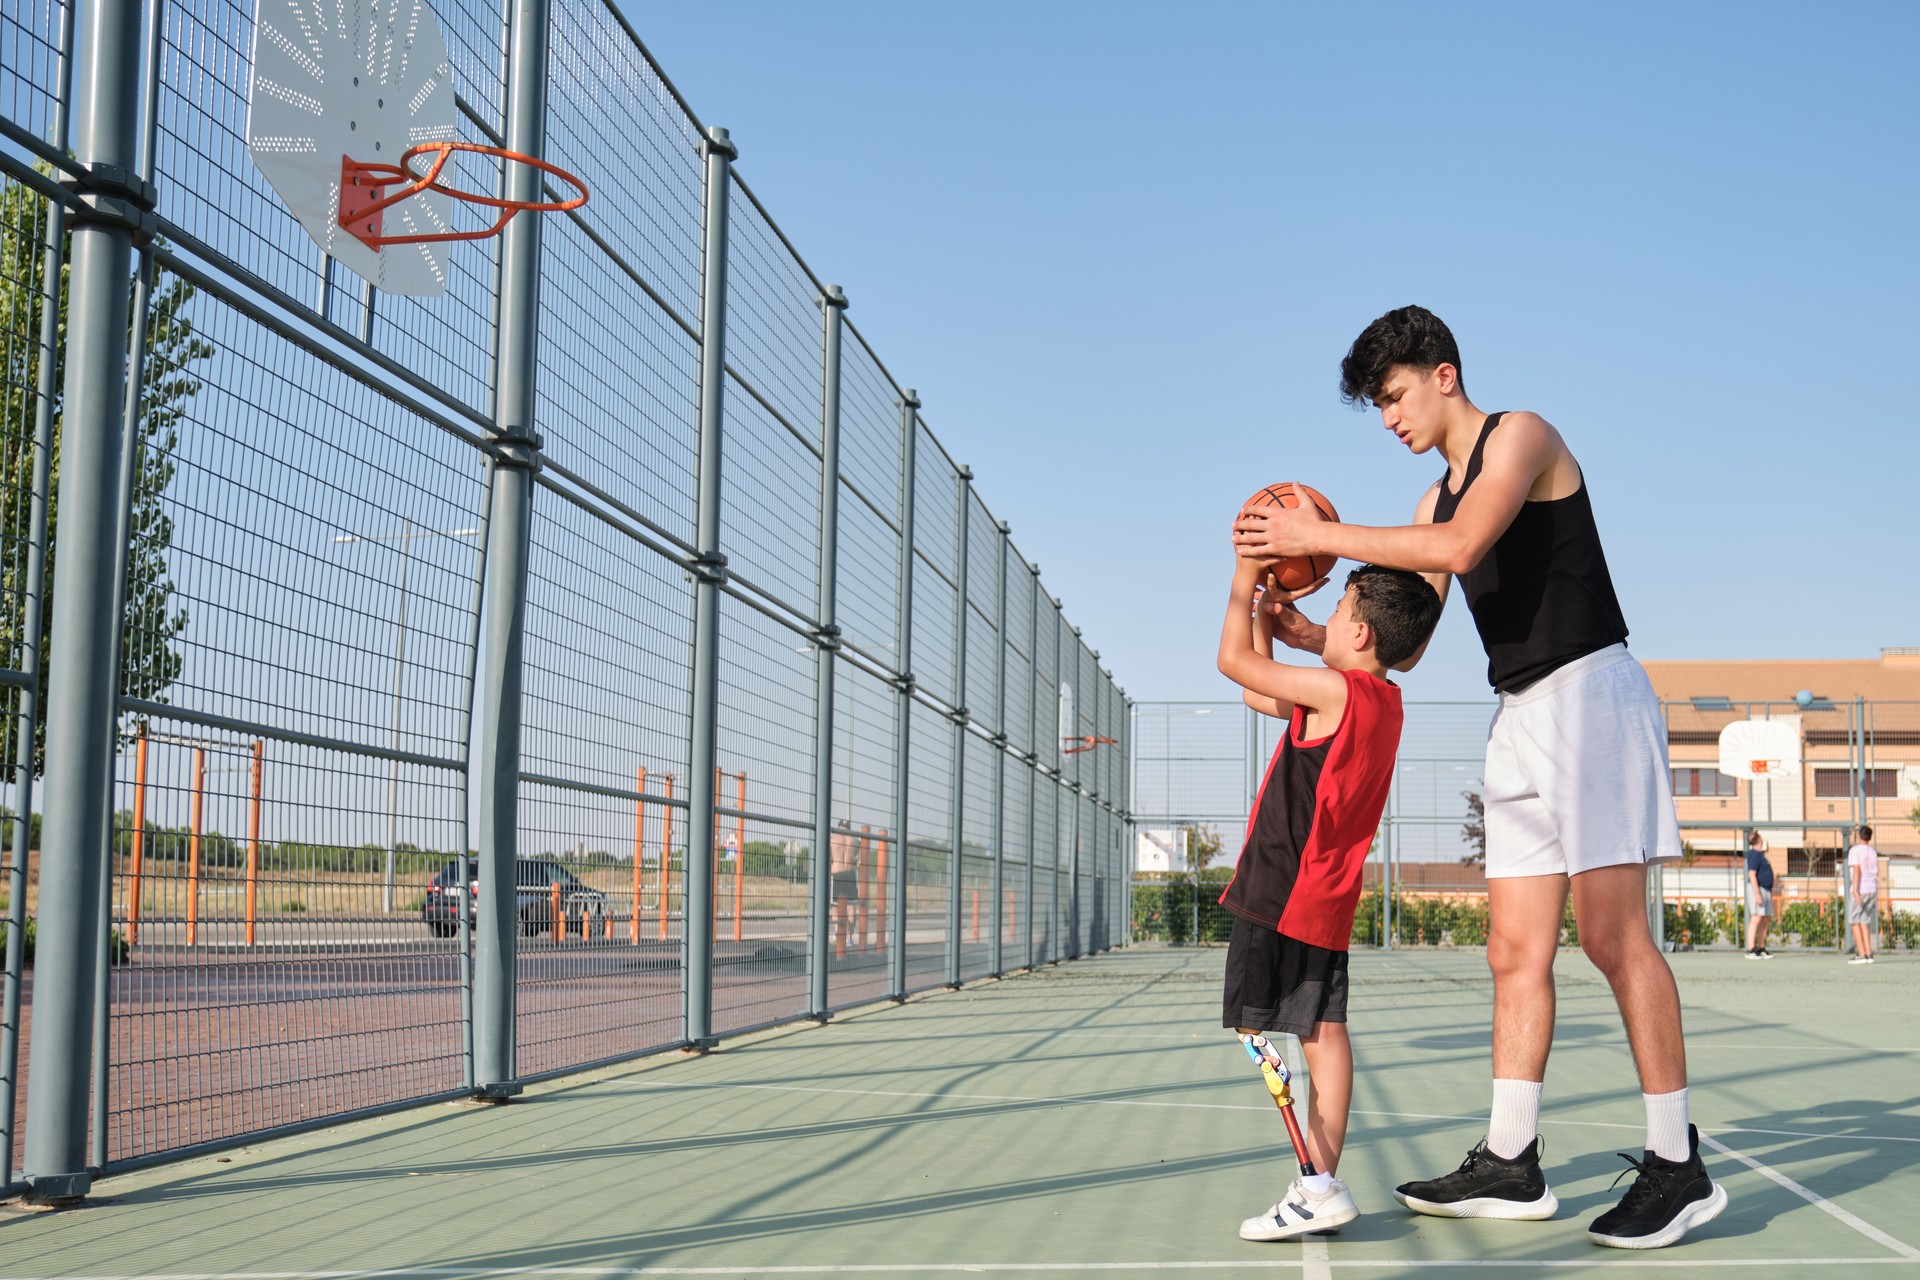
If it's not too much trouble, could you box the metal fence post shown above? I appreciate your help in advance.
[989,520,1009,977]
[1050,596,1063,962]
[1,0,75,1192]
[1067,625,1081,958]
[1025,560,1040,968]
[888,390,918,999]
[946,466,971,987]
[21,0,148,1203]
[685,124,737,1047]
[470,0,554,1097]
[807,284,847,1019]
[1123,696,1134,947]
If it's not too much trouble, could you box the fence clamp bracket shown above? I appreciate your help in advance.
[810,622,841,652]
[62,162,157,245]
[951,705,971,727]
[891,670,916,695]
[484,431,544,472]
[690,550,729,585]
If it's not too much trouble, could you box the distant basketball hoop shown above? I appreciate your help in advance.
[1063,735,1117,755]
[1716,718,1800,780]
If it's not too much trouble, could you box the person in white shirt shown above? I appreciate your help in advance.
[1846,826,1879,965]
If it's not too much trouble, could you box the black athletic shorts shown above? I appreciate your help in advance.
[831,869,859,902]
[1221,913,1349,1036]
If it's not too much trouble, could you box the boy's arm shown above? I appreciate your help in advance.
[1232,413,1559,576]
[1240,574,1288,718]
[1218,560,1347,715]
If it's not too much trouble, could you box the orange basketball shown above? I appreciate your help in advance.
[1241,482,1340,594]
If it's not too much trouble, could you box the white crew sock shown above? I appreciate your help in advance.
[1298,1172,1333,1196]
[1487,1078,1543,1160]
[1644,1087,1691,1163]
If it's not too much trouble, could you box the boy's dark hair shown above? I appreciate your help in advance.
[1339,305,1464,406]
[1859,825,1873,842]
[1346,565,1442,669]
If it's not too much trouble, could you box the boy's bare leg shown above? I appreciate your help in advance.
[1488,874,1567,1082]
[1300,1021,1352,1175]
[1570,863,1686,1094]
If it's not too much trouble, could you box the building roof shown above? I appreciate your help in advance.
[1642,649,1920,741]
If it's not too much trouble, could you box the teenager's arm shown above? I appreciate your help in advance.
[1233,413,1561,576]
[1218,560,1347,714]
[1387,484,1453,673]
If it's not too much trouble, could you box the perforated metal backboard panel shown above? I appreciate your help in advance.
[248,0,459,295]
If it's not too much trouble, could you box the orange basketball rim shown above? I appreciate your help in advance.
[340,141,590,250]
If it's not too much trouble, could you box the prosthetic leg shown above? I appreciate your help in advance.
[1239,1032,1315,1178]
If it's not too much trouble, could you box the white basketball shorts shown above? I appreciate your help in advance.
[1482,644,1683,880]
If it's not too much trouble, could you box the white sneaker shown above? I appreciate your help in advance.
[1848,956,1871,965]
[1240,1176,1360,1241]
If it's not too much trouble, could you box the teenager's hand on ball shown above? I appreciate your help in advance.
[1233,502,1326,559]
[1260,575,1330,611]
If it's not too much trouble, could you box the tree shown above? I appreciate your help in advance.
[0,166,207,776]
[1460,789,1486,866]
[1185,823,1223,875]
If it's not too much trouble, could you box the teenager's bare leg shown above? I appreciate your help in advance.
[1488,874,1567,1081]
[1300,1022,1352,1175]
[1571,863,1686,1095]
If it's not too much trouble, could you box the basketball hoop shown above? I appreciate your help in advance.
[1716,718,1800,780]
[1062,735,1117,755]
[339,141,589,250]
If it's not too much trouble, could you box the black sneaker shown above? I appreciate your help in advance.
[1587,1124,1728,1248]
[1394,1137,1558,1219]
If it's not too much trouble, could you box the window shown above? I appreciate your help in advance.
[1813,768,1898,798]
[1788,848,1839,876]
[1671,768,1740,797]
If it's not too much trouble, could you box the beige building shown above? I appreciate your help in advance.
[1643,648,1920,864]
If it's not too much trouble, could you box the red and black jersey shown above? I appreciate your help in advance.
[1218,668,1403,951]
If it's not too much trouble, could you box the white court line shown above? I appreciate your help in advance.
[6,1258,1919,1279]
[1300,1237,1331,1280]
[622,1079,1920,1149]
[1699,1133,1920,1262]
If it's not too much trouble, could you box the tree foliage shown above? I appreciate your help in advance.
[0,166,208,775]
[1460,789,1486,866]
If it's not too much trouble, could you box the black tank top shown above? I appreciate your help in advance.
[1431,413,1629,693]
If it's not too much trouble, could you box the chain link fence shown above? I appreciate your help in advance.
[1131,695,1920,954]
[0,0,1130,1195]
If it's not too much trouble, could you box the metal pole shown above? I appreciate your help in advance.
[22,0,148,1203]
[1067,626,1082,958]
[1025,561,1039,968]
[807,284,847,1019]
[470,0,554,1097]
[1051,598,1063,961]
[989,520,1009,977]
[385,517,412,914]
[684,124,736,1046]
[888,390,919,999]
[2,0,77,1190]
[1123,697,1134,948]
[946,466,971,988]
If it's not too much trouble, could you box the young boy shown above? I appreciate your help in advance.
[1215,554,1441,1242]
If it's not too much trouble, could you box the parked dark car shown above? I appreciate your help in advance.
[422,858,608,938]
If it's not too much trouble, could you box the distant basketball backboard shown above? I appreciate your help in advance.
[247,0,460,296]
[1717,718,1800,780]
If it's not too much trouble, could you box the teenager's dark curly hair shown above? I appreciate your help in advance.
[1346,565,1442,669]
[1339,305,1464,406]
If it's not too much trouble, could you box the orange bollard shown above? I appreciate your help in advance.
[187,747,206,946]
[856,825,872,952]
[551,880,563,942]
[733,771,746,943]
[874,829,889,951]
[631,766,646,944]
[128,725,148,946]
[245,740,263,947]
[659,774,674,940]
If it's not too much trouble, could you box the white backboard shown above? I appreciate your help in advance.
[1717,718,1801,780]
[248,0,460,296]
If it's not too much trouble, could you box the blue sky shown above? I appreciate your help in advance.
[625,2,1917,703]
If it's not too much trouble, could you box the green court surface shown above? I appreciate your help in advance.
[4,946,1919,1279]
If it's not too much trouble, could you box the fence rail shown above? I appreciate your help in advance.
[0,0,1130,1198]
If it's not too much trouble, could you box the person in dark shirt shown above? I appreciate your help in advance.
[1744,830,1775,958]
[1215,555,1439,1243]
[1232,306,1725,1250]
